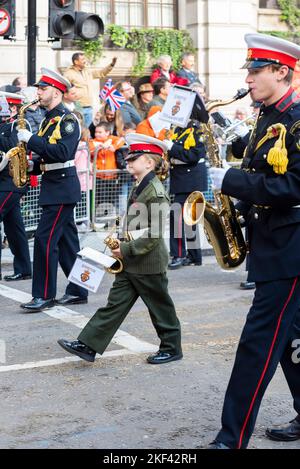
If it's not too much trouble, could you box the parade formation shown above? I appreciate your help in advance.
[1,1,300,453]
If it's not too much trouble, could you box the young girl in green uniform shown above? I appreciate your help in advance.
[58,134,182,365]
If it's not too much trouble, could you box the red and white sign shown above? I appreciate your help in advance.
[0,8,11,36]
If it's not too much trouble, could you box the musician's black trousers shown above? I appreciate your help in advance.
[0,191,31,277]
[78,271,182,356]
[169,193,202,262]
[216,277,300,449]
[32,204,87,299]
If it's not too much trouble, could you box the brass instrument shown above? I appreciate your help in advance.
[6,99,39,187]
[103,217,124,274]
[183,89,249,270]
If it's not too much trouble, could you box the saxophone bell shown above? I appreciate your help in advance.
[183,191,206,226]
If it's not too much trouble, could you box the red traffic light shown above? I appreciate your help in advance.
[53,0,74,7]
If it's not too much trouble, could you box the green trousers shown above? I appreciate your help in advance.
[78,271,182,355]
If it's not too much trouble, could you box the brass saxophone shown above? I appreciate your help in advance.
[6,99,39,188]
[183,89,249,270]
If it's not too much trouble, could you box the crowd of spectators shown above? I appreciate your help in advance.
[0,50,255,232]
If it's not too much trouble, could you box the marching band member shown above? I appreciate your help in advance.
[0,92,31,282]
[166,94,208,269]
[18,68,88,312]
[209,33,300,449]
[58,134,182,365]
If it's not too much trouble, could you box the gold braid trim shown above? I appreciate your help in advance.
[38,116,62,144]
[254,123,288,175]
[170,128,196,149]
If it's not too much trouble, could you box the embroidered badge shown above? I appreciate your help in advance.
[289,120,300,151]
[64,121,75,134]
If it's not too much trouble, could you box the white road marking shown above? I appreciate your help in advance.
[0,284,157,371]
[0,349,136,373]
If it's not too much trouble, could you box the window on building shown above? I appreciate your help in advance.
[259,0,279,8]
[80,0,177,29]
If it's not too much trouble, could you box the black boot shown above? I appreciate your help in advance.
[266,416,300,441]
[208,441,230,449]
[57,339,96,363]
[168,257,184,269]
[240,281,256,290]
[56,294,88,305]
[20,297,55,312]
[147,351,183,364]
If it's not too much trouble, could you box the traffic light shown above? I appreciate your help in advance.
[0,0,16,39]
[48,0,104,40]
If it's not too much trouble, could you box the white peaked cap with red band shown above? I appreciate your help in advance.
[0,91,24,105]
[34,67,72,93]
[125,133,169,160]
[242,33,300,70]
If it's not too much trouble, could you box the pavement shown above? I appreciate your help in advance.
[0,228,299,450]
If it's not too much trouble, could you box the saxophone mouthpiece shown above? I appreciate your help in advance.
[235,88,250,100]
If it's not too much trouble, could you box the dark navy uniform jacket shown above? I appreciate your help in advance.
[27,103,81,206]
[222,88,300,282]
[0,119,27,194]
[168,121,208,194]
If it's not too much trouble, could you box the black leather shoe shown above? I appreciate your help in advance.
[57,339,96,363]
[182,257,202,266]
[4,273,32,281]
[266,416,300,442]
[208,441,230,449]
[20,297,55,312]
[240,281,255,290]
[56,294,88,305]
[147,351,183,364]
[168,257,184,269]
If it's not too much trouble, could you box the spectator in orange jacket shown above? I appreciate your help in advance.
[89,121,124,180]
[136,106,167,140]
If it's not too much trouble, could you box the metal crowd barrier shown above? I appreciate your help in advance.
[21,153,91,233]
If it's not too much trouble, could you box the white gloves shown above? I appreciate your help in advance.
[234,123,249,138]
[27,159,34,172]
[18,129,33,143]
[163,139,173,151]
[209,160,230,191]
[0,152,9,171]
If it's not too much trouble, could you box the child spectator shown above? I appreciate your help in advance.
[89,121,124,216]
[115,123,136,214]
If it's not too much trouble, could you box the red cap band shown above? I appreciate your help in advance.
[40,75,67,92]
[129,143,164,155]
[247,48,297,69]
[6,98,22,104]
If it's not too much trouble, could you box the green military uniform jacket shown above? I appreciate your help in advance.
[120,175,170,275]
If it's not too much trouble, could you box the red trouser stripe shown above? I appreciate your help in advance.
[178,208,183,258]
[238,277,298,449]
[44,204,64,299]
[0,192,13,212]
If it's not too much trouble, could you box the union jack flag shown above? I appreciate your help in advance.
[99,79,126,111]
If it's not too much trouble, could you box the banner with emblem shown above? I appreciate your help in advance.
[160,85,196,128]
[68,247,116,293]
[0,96,10,117]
